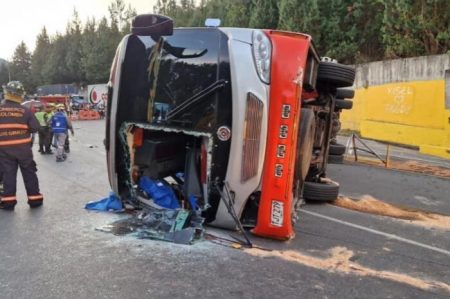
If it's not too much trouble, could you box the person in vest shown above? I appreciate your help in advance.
[51,104,74,162]
[0,81,43,210]
[34,105,52,154]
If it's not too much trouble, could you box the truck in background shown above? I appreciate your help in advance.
[36,84,79,96]
[38,95,70,110]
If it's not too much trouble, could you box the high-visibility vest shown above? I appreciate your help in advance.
[34,111,47,126]
[0,101,39,147]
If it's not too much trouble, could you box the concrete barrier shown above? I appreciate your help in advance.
[76,110,100,121]
[341,54,450,159]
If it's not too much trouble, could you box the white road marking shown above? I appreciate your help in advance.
[300,209,450,256]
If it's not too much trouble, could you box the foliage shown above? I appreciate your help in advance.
[81,17,122,83]
[0,58,10,87]
[65,9,84,84]
[10,42,33,92]
[278,0,322,42]
[222,0,252,27]
[249,0,278,29]
[383,0,450,58]
[31,27,51,86]
[346,0,385,62]
[108,0,137,33]
[1,0,448,93]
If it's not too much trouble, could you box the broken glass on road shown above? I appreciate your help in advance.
[96,206,204,245]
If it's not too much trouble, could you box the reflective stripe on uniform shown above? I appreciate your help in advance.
[0,137,32,146]
[1,196,17,202]
[28,194,43,201]
[0,124,29,129]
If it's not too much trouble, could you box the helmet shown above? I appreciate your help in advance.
[56,104,65,111]
[2,81,25,103]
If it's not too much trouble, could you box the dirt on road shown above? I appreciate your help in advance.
[345,156,450,178]
[245,246,450,293]
[333,196,450,231]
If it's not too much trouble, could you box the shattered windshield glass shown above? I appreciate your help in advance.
[96,207,204,245]
[146,29,222,126]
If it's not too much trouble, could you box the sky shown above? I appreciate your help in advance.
[0,0,158,60]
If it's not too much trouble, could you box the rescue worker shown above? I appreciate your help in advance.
[0,81,43,210]
[63,104,71,153]
[34,105,52,154]
[46,103,56,150]
[50,104,74,162]
[44,104,55,153]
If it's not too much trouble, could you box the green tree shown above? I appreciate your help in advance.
[153,0,169,15]
[249,0,278,29]
[41,34,71,84]
[65,9,84,84]
[121,4,138,34]
[347,0,384,62]
[153,0,178,16]
[0,58,10,87]
[316,0,359,63]
[278,0,321,42]
[153,0,197,27]
[177,0,197,26]
[82,17,119,83]
[202,0,227,24]
[189,0,208,27]
[108,0,125,30]
[31,27,51,87]
[223,0,252,27]
[10,42,33,92]
[80,17,97,82]
[108,0,137,33]
[383,0,450,58]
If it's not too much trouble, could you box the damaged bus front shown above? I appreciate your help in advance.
[106,14,355,241]
[106,14,233,228]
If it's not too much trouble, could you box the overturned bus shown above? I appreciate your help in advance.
[105,14,355,240]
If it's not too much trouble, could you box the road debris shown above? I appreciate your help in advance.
[332,196,450,231]
[245,246,450,293]
[346,156,450,178]
[95,207,204,245]
[85,192,123,212]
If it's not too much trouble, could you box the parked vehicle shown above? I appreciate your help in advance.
[105,14,355,240]
[70,95,89,111]
[36,84,79,96]
[37,95,69,111]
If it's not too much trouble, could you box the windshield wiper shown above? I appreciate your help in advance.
[166,79,227,120]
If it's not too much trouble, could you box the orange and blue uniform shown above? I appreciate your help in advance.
[0,100,43,209]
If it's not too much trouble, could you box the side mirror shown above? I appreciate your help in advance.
[131,14,173,37]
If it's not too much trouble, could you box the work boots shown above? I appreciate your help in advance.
[0,200,43,210]
[28,201,43,208]
[0,197,17,211]
[28,194,44,208]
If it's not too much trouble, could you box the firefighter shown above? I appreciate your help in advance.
[0,81,43,210]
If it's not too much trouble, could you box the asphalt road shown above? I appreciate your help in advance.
[0,120,449,299]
